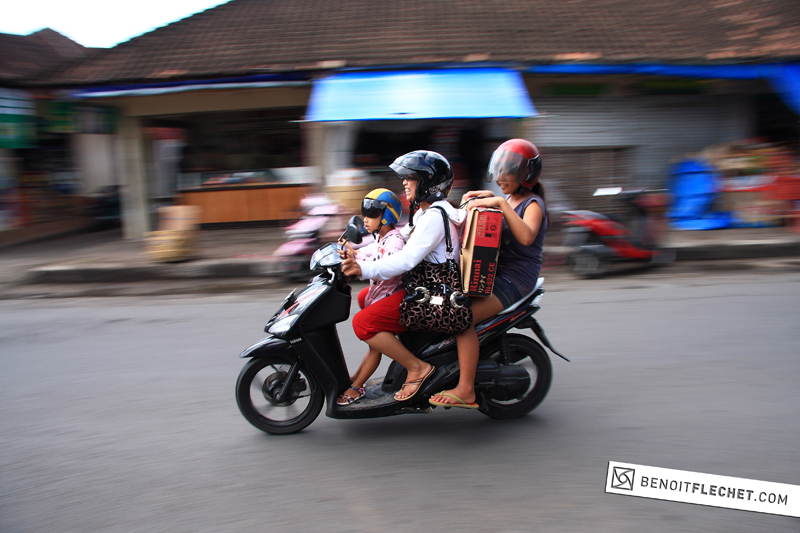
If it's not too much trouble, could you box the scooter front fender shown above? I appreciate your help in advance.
[239,335,292,358]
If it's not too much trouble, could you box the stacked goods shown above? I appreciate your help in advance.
[697,141,800,227]
[144,206,202,262]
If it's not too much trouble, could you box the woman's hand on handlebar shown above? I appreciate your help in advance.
[341,255,362,278]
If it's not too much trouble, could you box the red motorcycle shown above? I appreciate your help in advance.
[561,188,675,277]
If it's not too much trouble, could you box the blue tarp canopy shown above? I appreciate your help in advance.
[526,63,800,115]
[305,68,537,121]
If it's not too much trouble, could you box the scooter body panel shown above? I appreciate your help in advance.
[564,214,657,261]
[239,335,292,359]
[291,327,354,416]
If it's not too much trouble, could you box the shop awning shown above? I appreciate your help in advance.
[305,68,537,121]
[526,63,800,116]
[66,74,310,99]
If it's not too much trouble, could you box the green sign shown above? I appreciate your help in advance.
[0,89,35,149]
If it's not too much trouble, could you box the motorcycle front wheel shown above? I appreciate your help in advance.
[479,334,552,419]
[236,356,323,435]
[572,251,609,278]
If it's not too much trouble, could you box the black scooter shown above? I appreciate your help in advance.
[235,217,567,435]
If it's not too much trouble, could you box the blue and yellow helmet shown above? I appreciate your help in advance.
[361,188,402,226]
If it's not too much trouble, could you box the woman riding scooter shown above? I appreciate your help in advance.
[342,150,467,401]
[430,139,548,409]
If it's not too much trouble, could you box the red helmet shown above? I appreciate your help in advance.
[486,139,542,188]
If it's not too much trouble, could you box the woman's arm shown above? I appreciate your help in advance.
[345,211,445,280]
[468,196,543,246]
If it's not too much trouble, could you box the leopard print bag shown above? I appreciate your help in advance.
[399,207,473,335]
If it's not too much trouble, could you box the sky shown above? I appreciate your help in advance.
[0,0,232,48]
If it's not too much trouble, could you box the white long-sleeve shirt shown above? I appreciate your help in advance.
[359,200,467,282]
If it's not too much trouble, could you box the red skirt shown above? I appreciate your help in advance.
[352,290,407,341]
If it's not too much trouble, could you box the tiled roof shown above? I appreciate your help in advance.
[0,29,92,83]
[40,0,800,86]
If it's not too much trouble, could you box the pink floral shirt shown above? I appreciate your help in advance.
[356,228,405,307]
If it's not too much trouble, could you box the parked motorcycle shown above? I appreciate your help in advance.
[236,217,567,435]
[271,195,357,280]
[561,187,675,277]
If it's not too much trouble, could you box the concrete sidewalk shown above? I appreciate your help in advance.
[2,223,800,291]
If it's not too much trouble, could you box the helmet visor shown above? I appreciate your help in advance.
[485,149,526,184]
[361,198,386,219]
[389,162,420,181]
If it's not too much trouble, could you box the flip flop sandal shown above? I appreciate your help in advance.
[336,386,366,406]
[394,365,436,402]
[429,391,479,409]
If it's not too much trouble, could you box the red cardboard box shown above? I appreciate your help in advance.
[460,207,503,296]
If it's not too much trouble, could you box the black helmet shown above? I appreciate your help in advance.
[389,150,454,204]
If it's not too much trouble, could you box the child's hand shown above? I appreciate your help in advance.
[337,241,355,259]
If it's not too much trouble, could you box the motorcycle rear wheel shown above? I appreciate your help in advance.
[568,233,610,278]
[236,355,323,435]
[479,334,552,419]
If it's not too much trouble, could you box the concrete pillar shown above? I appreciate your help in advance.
[118,116,151,239]
[74,133,116,194]
[320,122,357,186]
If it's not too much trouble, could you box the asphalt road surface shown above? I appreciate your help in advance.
[1,268,798,532]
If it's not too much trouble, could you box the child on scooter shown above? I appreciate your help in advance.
[337,188,405,405]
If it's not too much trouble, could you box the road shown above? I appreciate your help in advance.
[1,268,798,532]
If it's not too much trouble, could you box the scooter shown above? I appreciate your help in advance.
[561,187,675,277]
[236,217,567,435]
[271,195,358,280]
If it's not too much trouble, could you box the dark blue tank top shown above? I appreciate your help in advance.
[497,195,548,294]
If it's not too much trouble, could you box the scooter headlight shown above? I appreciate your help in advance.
[267,314,299,335]
[310,243,343,271]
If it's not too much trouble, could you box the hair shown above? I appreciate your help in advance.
[531,182,546,202]
[514,181,546,202]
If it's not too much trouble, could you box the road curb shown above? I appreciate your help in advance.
[18,239,800,285]
[22,258,285,284]
[673,240,800,261]
[22,264,167,284]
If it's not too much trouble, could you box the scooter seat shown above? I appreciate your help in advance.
[398,330,443,353]
[497,277,544,315]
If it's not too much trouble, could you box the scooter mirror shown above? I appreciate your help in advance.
[341,216,367,244]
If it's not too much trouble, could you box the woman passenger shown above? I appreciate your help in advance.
[429,139,548,409]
